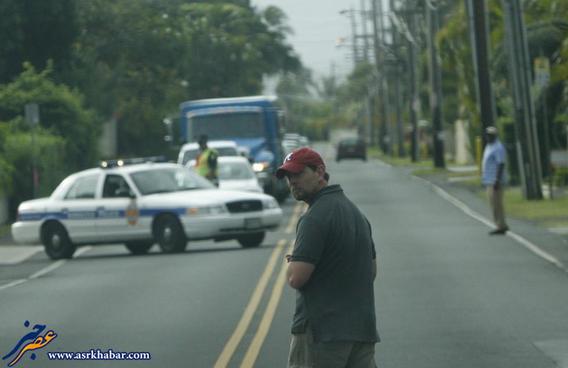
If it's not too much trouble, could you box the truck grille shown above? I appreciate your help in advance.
[226,200,262,213]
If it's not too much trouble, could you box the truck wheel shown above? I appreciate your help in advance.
[125,241,154,255]
[41,222,76,260]
[237,232,265,248]
[154,215,187,253]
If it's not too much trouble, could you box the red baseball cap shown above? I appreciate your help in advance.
[276,147,325,179]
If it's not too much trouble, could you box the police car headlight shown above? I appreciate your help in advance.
[252,161,271,173]
[186,205,227,216]
[262,198,279,210]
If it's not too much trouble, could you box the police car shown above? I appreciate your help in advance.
[11,159,283,260]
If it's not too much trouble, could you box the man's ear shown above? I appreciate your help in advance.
[316,165,326,178]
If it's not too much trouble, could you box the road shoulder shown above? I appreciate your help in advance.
[405,165,568,273]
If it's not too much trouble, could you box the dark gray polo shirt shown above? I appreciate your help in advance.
[290,184,379,343]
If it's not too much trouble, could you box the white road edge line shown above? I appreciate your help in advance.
[0,279,27,291]
[0,246,93,292]
[412,175,568,273]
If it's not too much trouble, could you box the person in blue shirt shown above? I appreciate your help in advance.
[482,126,509,235]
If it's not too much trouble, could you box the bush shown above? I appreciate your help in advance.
[4,131,67,219]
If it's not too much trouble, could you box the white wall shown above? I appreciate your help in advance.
[454,120,474,164]
[98,117,118,158]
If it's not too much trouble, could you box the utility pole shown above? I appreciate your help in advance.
[465,0,496,146]
[404,4,420,162]
[373,0,391,154]
[502,0,543,199]
[341,7,360,64]
[390,0,406,158]
[360,0,371,63]
[426,0,445,168]
[371,0,381,147]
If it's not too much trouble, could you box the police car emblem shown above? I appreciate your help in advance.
[125,200,139,225]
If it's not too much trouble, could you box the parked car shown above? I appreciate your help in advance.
[336,137,367,161]
[11,160,283,259]
[217,156,263,193]
[177,140,239,167]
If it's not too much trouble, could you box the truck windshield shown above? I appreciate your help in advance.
[190,112,263,139]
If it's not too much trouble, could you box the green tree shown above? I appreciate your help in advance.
[178,3,300,98]
[66,0,300,156]
[0,0,78,83]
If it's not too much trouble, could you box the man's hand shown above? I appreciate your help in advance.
[493,180,501,191]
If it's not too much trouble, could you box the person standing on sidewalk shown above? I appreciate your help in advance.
[482,126,509,235]
[276,147,379,368]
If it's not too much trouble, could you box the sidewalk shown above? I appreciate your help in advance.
[412,165,568,272]
[0,228,44,265]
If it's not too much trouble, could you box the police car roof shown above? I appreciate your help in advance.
[79,162,180,176]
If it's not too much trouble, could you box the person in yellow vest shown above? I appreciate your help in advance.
[195,134,219,186]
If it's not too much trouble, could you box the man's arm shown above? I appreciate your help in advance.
[372,259,377,281]
[286,258,315,290]
[494,163,505,190]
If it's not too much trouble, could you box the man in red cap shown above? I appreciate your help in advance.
[276,147,379,368]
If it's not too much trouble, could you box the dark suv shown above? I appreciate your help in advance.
[336,137,367,161]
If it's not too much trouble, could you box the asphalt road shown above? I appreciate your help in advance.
[1,143,568,367]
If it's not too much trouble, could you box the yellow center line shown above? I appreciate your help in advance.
[240,240,295,368]
[214,239,287,368]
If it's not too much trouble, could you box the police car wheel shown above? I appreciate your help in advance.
[42,222,76,260]
[237,232,265,248]
[154,215,186,253]
[125,241,154,255]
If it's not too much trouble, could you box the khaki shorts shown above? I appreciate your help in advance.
[287,326,377,368]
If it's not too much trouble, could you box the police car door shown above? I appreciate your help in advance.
[59,173,100,243]
[97,173,142,241]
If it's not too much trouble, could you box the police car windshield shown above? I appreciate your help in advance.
[130,167,214,195]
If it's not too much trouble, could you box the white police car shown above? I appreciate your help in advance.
[11,159,283,260]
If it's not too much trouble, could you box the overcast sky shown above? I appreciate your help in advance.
[251,0,363,81]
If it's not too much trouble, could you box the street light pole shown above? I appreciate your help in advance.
[25,103,40,198]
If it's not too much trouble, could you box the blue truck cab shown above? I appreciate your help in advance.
[179,96,289,201]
